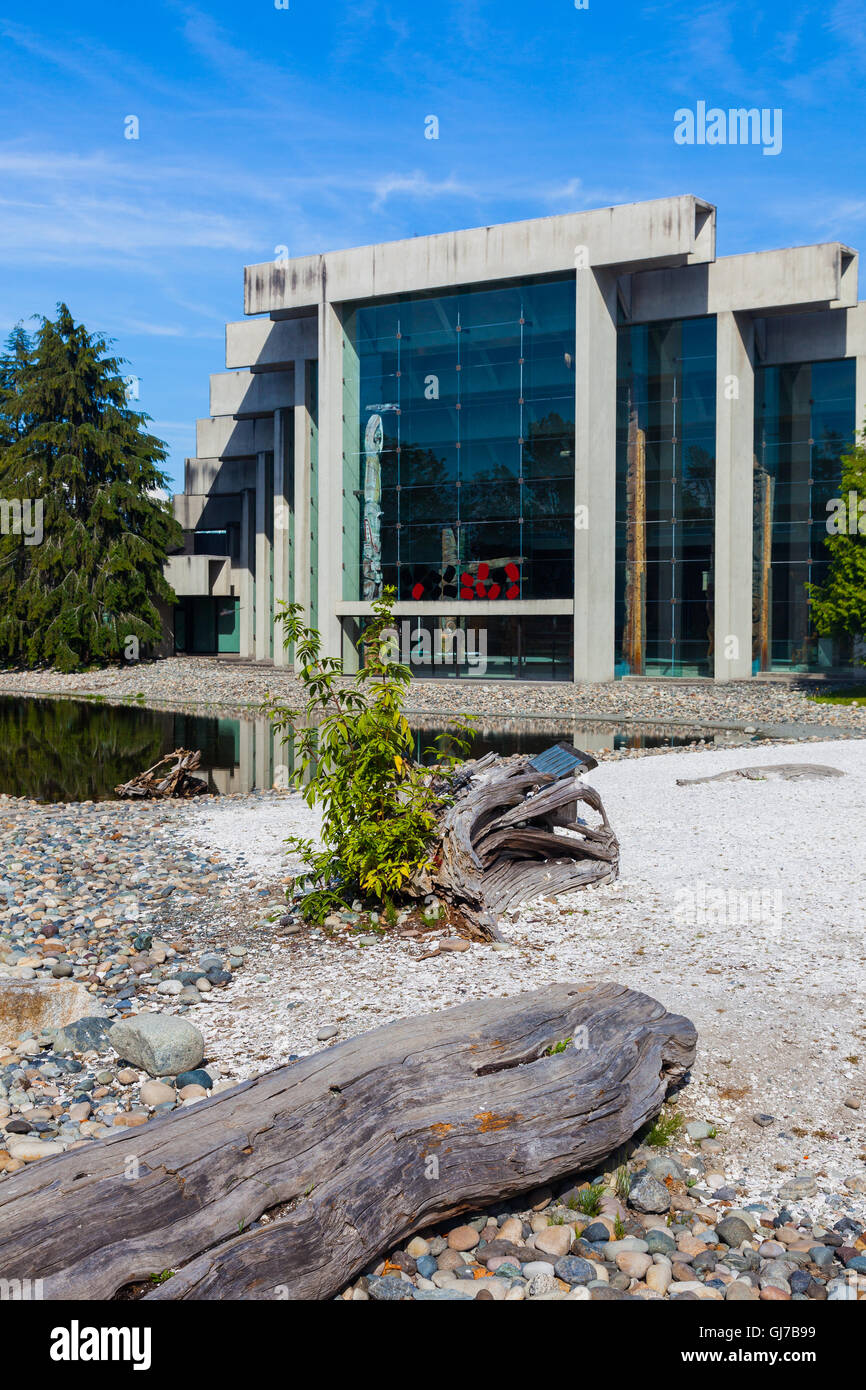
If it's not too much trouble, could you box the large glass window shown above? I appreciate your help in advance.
[358,613,573,681]
[753,359,855,671]
[342,276,576,608]
[615,317,717,677]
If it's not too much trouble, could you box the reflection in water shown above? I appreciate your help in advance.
[0,696,241,802]
[0,696,729,803]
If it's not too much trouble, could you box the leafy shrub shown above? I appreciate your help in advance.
[265,589,472,923]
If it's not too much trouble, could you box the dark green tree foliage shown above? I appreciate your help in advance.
[0,325,35,449]
[808,427,866,657]
[0,305,182,670]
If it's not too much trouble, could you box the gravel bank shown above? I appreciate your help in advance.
[178,738,866,1228]
[1,656,866,734]
[1,732,863,1298]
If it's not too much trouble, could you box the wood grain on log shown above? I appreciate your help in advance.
[418,755,620,940]
[0,983,695,1301]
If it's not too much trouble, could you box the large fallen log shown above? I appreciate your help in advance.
[413,749,620,940]
[0,983,695,1301]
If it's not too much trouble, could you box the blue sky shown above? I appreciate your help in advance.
[2,0,864,490]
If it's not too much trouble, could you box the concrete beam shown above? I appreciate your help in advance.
[173,492,242,531]
[335,600,574,617]
[184,457,257,495]
[714,312,755,681]
[627,244,859,324]
[245,196,716,314]
[165,554,230,598]
[196,415,273,461]
[225,315,317,371]
[209,369,293,419]
[756,301,866,364]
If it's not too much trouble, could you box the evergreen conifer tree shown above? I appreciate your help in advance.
[0,305,182,671]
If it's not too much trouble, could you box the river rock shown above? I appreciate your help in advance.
[0,979,106,1034]
[108,1014,204,1077]
[140,1080,175,1107]
[716,1216,754,1247]
[51,1016,113,1053]
[629,1172,671,1213]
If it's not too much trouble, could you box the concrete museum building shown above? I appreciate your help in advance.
[166,194,865,681]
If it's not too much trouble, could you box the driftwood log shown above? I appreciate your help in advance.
[115,748,209,799]
[0,983,695,1301]
[677,763,844,786]
[413,751,620,940]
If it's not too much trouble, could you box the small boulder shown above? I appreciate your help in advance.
[109,1014,204,1078]
[629,1172,671,1214]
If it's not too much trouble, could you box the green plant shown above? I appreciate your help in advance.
[614,1164,630,1203]
[568,1182,605,1217]
[807,423,866,660]
[613,1214,626,1240]
[264,590,472,922]
[543,1037,572,1057]
[148,1270,173,1284]
[646,1108,684,1148]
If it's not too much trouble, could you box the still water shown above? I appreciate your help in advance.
[0,696,730,803]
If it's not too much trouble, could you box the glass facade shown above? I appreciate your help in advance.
[753,359,856,671]
[342,275,576,625]
[615,316,717,677]
[359,613,573,680]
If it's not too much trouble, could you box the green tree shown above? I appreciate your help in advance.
[807,428,866,660]
[0,325,35,448]
[0,304,182,671]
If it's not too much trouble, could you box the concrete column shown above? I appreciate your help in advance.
[238,717,254,794]
[238,488,254,658]
[293,358,312,628]
[856,352,866,443]
[255,451,272,661]
[273,407,291,668]
[255,716,273,790]
[573,268,617,682]
[714,311,755,680]
[316,300,343,660]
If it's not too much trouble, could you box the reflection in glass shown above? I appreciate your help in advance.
[752,359,855,671]
[343,275,576,615]
[615,317,717,676]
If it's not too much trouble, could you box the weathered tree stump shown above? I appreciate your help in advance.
[413,751,620,940]
[0,983,695,1301]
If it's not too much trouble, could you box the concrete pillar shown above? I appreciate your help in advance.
[573,268,618,682]
[238,717,254,794]
[255,451,272,661]
[856,352,866,443]
[714,311,755,680]
[317,301,343,660]
[255,716,273,790]
[238,488,254,659]
[293,358,312,628]
[273,407,291,667]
